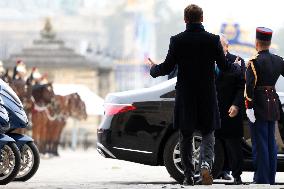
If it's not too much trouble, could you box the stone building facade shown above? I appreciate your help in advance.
[3,21,114,148]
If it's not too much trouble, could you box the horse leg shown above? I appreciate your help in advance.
[48,121,55,155]
[45,121,51,154]
[32,115,40,150]
[43,121,49,155]
[52,123,59,156]
[39,114,47,154]
[55,124,64,156]
[53,122,60,155]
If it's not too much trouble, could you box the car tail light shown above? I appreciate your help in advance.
[105,104,136,116]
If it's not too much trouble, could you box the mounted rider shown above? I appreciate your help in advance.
[12,60,27,81]
[39,73,49,85]
[0,61,6,81]
[26,67,42,86]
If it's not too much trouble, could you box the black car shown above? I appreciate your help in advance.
[97,78,284,183]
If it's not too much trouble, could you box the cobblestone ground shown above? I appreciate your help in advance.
[2,150,284,189]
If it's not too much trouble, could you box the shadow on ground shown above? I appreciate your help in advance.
[102,181,284,186]
[103,181,177,185]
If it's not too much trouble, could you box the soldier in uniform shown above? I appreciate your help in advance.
[0,61,6,80]
[39,73,49,85]
[26,67,42,85]
[245,27,284,184]
[12,60,27,81]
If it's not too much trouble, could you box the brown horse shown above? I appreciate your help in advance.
[46,93,87,155]
[2,72,34,118]
[31,83,55,154]
[9,79,26,101]
[44,95,67,155]
[4,77,31,134]
[66,93,87,120]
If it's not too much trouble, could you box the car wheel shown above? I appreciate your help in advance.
[163,132,224,183]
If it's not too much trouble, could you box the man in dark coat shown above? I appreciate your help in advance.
[215,34,245,184]
[147,4,240,186]
[168,65,178,80]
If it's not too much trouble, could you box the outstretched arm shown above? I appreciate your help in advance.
[149,37,177,78]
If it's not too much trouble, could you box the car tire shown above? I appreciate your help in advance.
[163,132,225,183]
[163,132,184,184]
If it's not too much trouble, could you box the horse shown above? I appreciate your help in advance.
[46,93,87,155]
[31,83,55,154]
[2,74,31,134]
[44,95,67,155]
[66,93,87,120]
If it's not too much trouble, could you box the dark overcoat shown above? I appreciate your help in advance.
[150,23,239,135]
[215,53,245,138]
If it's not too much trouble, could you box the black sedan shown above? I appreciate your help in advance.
[97,78,284,183]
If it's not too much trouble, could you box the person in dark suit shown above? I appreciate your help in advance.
[215,34,245,184]
[146,4,240,186]
[245,27,284,184]
[279,100,284,127]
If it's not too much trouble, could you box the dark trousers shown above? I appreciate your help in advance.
[179,130,215,178]
[250,120,277,184]
[217,138,243,178]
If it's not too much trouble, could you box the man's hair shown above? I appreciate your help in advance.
[256,39,271,49]
[184,4,203,23]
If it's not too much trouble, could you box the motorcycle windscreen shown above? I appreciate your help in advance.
[0,79,23,108]
[0,79,28,126]
[0,97,10,133]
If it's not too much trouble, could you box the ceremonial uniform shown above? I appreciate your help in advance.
[26,67,42,85]
[245,27,284,184]
[12,60,27,81]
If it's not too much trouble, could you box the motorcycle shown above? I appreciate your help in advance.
[0,95,21,185]
[0,79,40,182]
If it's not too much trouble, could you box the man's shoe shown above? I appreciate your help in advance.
[183,177,194,186]
[194,178,202,185]
[233,177,243,185]
[217,172,232,180]
[223,172,232,180]
[201,167,213,185]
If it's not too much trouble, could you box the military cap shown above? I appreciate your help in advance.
[256,27,273,41]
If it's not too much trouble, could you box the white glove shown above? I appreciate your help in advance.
[246,109,256,123]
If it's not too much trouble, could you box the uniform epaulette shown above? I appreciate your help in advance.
[246,54,258,68]
[246,58,258,87]
[274,53,284,61]
[249,54,259,61]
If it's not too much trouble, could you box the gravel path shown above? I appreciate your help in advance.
[2,150,284,189]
